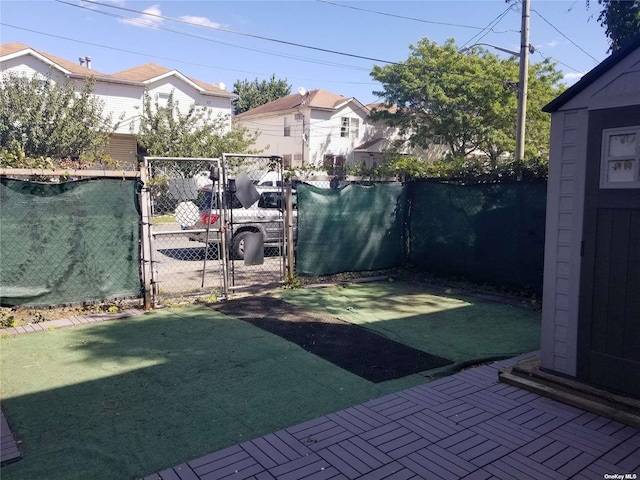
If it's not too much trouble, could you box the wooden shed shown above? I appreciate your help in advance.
[541,36,640,398]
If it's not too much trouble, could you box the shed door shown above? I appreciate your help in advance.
[578,106,640,397]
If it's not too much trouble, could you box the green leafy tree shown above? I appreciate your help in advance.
[588,0,640,51]
[0,72,115,166]
[369,38,563,173]
[232,74,292,114]
[134,90,260,176]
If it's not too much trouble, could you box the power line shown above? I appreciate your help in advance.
[531,9,600,64]
[66,0,399,66]
[54,1,373,73]
[317,0,516,32]
[59,0,520,86]
[458,4,518,51]
[2,23,381,89]
[534,50,583,74]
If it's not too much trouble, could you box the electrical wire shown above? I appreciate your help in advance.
[458,4,518,51]
[531,9,601,64]
[54,1,374,72]
[317,0,516,32]
[55,0,518,86]
[65,0,400,66]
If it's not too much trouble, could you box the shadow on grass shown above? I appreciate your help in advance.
[0,307,424,480]
[0,283,540,480]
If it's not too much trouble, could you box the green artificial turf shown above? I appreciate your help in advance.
[0,307,423,480]
[277,279,541,374]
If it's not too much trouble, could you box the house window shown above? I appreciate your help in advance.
[340,117,359,138]
[323,154,346,176]
[284,117,291,137]
[601,126,640,189]
[157,92,171,108]
[282,154,292,168]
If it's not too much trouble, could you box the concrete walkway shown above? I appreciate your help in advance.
[142,352,639,480]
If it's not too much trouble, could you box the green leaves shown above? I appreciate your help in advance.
[232,74,291,114]
[370,38,564,171]
[133,90,260,177]
[0,72,114,165]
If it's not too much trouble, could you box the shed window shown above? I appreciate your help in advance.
[601,126,640,189]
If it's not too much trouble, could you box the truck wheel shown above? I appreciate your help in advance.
[232,231,251,260]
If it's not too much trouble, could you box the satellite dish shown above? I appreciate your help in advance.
[298,86,308,97]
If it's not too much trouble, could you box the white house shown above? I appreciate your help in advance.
[234,89,375,171]
[0,42,236,166]
[235,89,448,173]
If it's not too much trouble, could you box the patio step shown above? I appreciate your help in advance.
[499,357,640,429]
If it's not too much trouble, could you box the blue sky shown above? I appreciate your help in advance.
[2,0,612,105]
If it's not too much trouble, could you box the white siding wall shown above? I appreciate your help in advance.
[1,55,67,81]
[308,105,368,165]
[236,113,304,159]
[541,109,588,375]
[541,47,640,376]
[94,82,144,133]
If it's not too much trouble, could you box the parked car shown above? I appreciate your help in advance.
[186,185,297,260]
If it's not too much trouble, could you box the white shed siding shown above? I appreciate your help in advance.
[541,109,588,375]
[541,48,640,376]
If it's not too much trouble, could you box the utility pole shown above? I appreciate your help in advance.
[515,0,530,163]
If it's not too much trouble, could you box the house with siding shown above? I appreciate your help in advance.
[235,89,372,172]
[0,42,236,166]
[235,89,448,173]
[540,35,640,398]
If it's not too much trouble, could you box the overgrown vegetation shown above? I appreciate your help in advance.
[0,72,117,168]
[133,90,260,177]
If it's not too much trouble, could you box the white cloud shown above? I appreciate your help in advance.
[179,16,221,29]
[120,5,163,28]
[563,72,585,81]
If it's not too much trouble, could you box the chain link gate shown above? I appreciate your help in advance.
[143,155,289,306]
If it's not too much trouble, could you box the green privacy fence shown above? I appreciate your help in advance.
[0,178,142,306]
[295,180,546,294]
[295,183,406,276]
[407,181,547,293]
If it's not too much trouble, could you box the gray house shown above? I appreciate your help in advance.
[541,36,640,398]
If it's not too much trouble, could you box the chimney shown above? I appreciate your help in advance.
[79,57,85,67]
[85,56,92,69]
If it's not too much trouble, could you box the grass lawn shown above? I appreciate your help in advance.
[0,306,424,480]
[277,280,541,374]
[0,281,540,480]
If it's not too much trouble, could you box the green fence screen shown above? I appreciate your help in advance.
[0,178,141,306]
[408,181,547,293]
[296,183,406,276]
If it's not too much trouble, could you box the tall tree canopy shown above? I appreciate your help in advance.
[134,90,259,176]
[232,74,292,114]
[369,38,564,165]
[0,73,115,166]
[589,0,640,51]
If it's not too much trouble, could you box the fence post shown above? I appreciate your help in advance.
[285,180,295,279]
[139,160,154,309]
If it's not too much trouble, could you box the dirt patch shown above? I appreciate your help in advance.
[1,302,141,329]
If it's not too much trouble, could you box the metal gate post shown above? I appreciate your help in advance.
[285,180,295,279]
[139,159,154,309]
